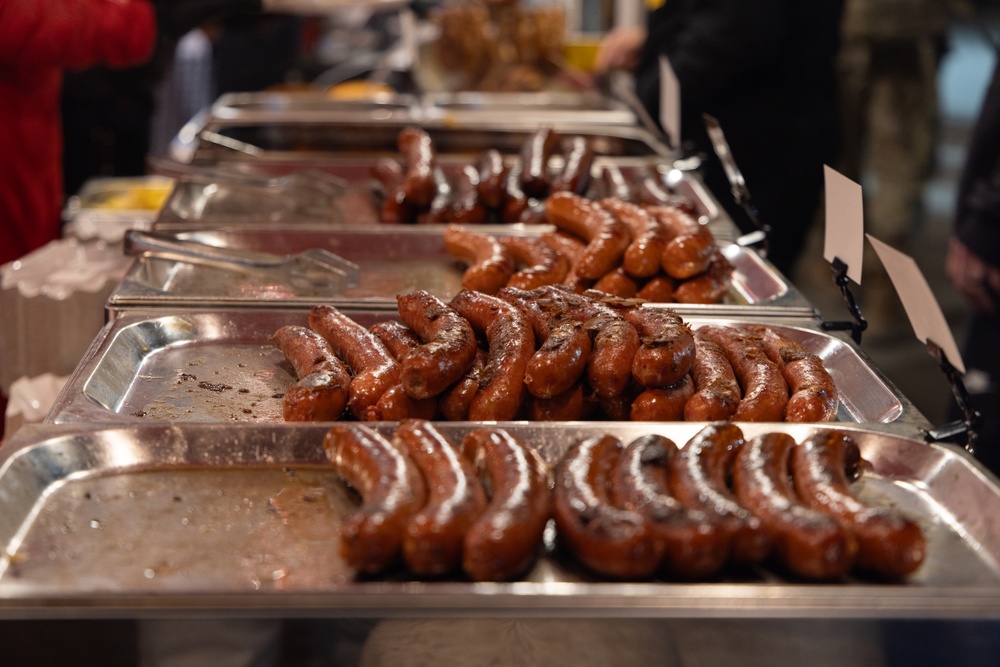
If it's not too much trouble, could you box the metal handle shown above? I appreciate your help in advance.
[123,230,286,269]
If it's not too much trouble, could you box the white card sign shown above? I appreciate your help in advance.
[867,234,964,373]
[823,165,864,284]
[658,55,680,151]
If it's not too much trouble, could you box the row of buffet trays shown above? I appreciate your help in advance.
[2,92,1000,618]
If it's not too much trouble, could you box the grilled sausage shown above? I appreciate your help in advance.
[461,428,551,581]
[684,333,742,422]
[696,325,789,422]
[731,432,857,579]
[621,305,696,389]
[649,205,715,280]
[398,126,437,208]
[519,126,560,198]
[550,135,595,195]
[630,376,695,421]
[674,250,735,305]
[791,430,925,578]
[271,325,351,422]
[601,198,669,279]
[500,235,570,290]
[744,325,839,422]
[397,290,478,399]
[546,191,632,280]
[476,148,509,209]
[323,424,427,574]
[443,225,516,295]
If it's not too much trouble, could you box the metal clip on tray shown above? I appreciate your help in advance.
[922,339,983,454]
[819,256,868,345]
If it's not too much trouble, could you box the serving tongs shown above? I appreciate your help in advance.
[123,230,359,292]
[150,155,348,223]
[702,113,771,255]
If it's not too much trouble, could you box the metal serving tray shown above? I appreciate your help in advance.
[46,310,924,429]
[108,227,809,315]
[0,421,997,617]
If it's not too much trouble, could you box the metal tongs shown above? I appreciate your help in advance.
[149,156,348,223]
[702,113,771,255]
[124,229,359,292]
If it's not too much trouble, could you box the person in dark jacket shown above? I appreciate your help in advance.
[595,0,845,277]
[946,59,1000,475]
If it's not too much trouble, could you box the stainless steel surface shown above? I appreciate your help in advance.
[0,421,997,616]
[109,227,810,314]
[46,310,925,429]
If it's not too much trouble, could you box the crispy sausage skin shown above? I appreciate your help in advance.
[649,205,715,279]
[498,286,591,399]
[592,267,640,298]
[371,157,415,224]
[449,289,535,420]
[552,434,662,578]
[673,250,735,305]
[476,148,509,210]
[438,348,487,421]
[732,432,858,580]
[668,423,771,564]
[500,235,570,289]
[369,320,422,361]
[550,135,595,195]
[461,428,552,581]
[519,126,560,198]
[609,434,730,578]
[525,381,593,421]
[445,164,489,224]
[792,431,925,578]
[696,325,789,422]
[636,275,677,303]
[601,198,669,279]
[398,126,437,209]
[684,333,742,422]
[393,419,488,577]
[745,325,840,422]
[546,191,632,280]
[501,161,530,222]
[443,225,516,295]
[630,376,695,421]
[323,424,428,575]
[271,325,351,422]
[308,305,401,421]
[396,290,477,400]
[621,305,696,389]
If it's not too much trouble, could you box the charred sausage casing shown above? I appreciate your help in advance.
[271,325,351,422]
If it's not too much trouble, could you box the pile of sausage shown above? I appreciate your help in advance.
[270,287,839,424]
[444,192,733,304]
[324,420,926,582]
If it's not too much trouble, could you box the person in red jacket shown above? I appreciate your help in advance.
[0,0,157,268]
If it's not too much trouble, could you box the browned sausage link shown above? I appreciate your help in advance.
[308,306,401,421]
[393,419,488,576]
[396,290,478,400]
[673,249,735,304]
[370,384,439,421]
[609,434,730,579]
[534,285,640,399]
[445,164,489,224]
[398,126,437,208]
[599,163,634,202]
[476,148,509,210]
[668,423,771,564]
[270,325,351,421]
[323,423,428,574]
[550,136,595,195]
[443,225,516,295]
[792,431,925,578]
[501,161,530,222]
[621,305,696,389]
[630,376,695,421]
[732,432,857,579]
[539,230,586,269]
[498,287,591,398]
[684,333,742,422]
[649,205,716,279]
[546,192,631,280]
[519,126,560,198]
[592,267,640,298]
[696,325,789,422]
[371,157,415,224]
[744,325,840,422]
[369,320,421,362]
[636,275,677,303]
[500,235,570,290]
[600,198,669,279]
[438,348,486,421]
[526,381,593,420]
[449,289,535,420]
[461,428,552,581]
[552,434,662,578]
[415,167,452,224]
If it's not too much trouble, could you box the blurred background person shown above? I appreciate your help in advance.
[947,55,1000,477]
[594,0,845,277]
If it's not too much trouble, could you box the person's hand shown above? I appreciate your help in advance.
[593,26,646,76]
[946,236,1000,314]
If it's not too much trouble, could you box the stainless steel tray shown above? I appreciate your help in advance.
[46,310,925,429]
[0,421,997,616]
[108,227,810,315]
